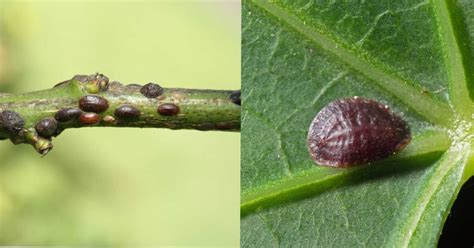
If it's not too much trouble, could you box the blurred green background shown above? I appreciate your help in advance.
[0,1,240,246]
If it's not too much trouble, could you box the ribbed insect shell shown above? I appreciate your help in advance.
[140,83,164,98]
[0,110,25,134]
[79,95,109,113]
[307,97,411,168]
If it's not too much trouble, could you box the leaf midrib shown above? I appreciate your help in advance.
[251,0,453,127]
[432,0,472,118]
[241,130,451,214]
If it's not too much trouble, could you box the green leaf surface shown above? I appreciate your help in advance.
[241,0,474,247]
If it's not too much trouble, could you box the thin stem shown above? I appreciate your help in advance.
[0,74,240,155]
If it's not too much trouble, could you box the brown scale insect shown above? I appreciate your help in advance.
[0,110,25,134]
[55,108,82,122]
[79,95,109,113]
[35,117,58,138]
[79,112,100,125]
[307,97,411,168]
[157,103,180,116]
[140,83,164,98]
[115,105,141,120]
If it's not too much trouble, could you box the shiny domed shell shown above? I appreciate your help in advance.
[307,97,411,168]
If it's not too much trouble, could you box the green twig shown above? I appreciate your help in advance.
[0,73,240,155]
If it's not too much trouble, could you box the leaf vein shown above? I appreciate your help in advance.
[432,0,472,118]
[251,0,453,127]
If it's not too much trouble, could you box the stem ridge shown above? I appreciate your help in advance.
[0,73,241,155]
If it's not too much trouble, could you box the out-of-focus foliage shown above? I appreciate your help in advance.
[0,1,240,246]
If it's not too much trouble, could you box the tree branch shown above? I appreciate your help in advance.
[0,73,240,155]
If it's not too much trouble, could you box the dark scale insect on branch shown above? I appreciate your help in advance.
[140,83,164,98]
[55,108,82,122]
[115,105,141,120]
[35,117,58,138]
[79,95,109,113]
[1,110,25,135]
[0,73,240,155]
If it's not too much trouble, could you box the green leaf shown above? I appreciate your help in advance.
[241,0,474,247]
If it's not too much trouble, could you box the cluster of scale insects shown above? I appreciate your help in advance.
[307,97,411,168]
[0,73,241,154]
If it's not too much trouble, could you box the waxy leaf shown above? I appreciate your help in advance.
[241,0,474,246]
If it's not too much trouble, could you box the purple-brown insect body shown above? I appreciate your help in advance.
[79,95,109,113]
[35,117,58,138]
[79,112,100,125]
[115,105,141,119]
[158,103,180,116]
[140,83,164,98]
[55,108,82,122]
[307,97,411,168]
[0,110,24,134]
